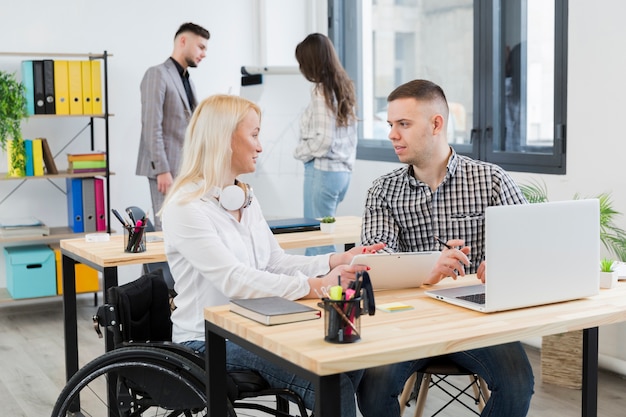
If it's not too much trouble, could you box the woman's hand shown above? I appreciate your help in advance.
[425,239,471,285]
[329,242,386,269]
[306,264,370,299]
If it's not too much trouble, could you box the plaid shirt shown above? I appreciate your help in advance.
[361,149,527,273]
[294,87,357,172]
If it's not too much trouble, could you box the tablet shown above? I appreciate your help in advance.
[350,251,441,290]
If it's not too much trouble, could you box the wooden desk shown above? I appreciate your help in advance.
[205,279,626,417]
[59,216,362,387]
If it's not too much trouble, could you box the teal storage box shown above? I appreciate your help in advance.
[4,245,56,299]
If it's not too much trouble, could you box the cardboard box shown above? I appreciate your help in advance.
[52,247,100,294]
[4,245,57,299]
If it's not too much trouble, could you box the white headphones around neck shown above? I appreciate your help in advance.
[219,180,254,211]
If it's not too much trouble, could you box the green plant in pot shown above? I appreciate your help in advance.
[320,216,336,233]
[599,257,618,289]
[0,70,28,176]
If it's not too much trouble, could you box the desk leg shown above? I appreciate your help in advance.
[344,243,355,251]
[315,374,342,417]
[206,322,228,416]
[62,255,79,412]
[582,327,599,417]
[102,266,119,353]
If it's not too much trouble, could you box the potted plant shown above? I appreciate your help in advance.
[600,257,618,289]
[320,216,336,233]
[0,70,28,176]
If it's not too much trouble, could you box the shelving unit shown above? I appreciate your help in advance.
[0,51,112,299]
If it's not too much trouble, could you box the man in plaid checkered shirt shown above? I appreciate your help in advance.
[356,80,534,417]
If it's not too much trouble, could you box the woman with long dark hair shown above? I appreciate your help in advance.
[294,33,358,255]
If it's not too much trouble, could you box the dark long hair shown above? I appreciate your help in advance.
[295,33,356,127]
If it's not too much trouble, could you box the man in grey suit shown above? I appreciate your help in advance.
[136,22,210,230]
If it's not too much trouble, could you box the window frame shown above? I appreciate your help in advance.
[328,0,568,174]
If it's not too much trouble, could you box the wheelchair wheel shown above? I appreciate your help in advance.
[51,346,227,417]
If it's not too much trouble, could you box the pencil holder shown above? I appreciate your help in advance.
[124,225,146,253]
[323,297,361,344]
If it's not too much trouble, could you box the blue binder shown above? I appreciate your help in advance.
[21,61,35,115]
[66,178,84,233]
[24,139,34,176]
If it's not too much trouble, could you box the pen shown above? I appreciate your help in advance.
[112,209,130,229]
[330,303,360,338]
[434,236,453,250]
[434,236,472,266]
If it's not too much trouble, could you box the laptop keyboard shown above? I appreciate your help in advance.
[457,293,486,305]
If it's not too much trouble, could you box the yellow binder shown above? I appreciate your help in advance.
[67,60,83,115]
[81,60,93,115]
[53,60,70,115]
[90,60,103,115]
[32,138,44,176]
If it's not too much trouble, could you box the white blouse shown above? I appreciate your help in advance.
[162,184,331,343]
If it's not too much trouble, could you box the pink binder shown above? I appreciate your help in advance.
[95,178,106,231]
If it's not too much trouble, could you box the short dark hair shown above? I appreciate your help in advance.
[387,79,448,106]
[175,22,210,40]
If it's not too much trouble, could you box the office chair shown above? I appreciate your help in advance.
[52,268,309,417]
[399,357,490,417]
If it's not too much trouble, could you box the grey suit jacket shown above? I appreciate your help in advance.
[136,58,197,179]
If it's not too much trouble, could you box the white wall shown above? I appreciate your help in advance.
[1,0,626,369]
[0,0,324,283]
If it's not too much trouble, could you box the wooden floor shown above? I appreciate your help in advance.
[1,294,625,417]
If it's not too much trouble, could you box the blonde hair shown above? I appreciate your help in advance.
[160,94,261,210]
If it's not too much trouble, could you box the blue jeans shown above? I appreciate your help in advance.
[182,339,363,416]
[357,342,534,417]
[303,161,351,256]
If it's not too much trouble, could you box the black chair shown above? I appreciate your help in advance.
[52,268,309,417]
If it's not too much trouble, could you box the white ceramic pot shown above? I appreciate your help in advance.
[320,222,336,233]
[600,271,618,289]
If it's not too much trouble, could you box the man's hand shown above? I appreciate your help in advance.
[425,239,471,284]
[157,172,174,194]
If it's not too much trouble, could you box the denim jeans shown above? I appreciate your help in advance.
[182,339,363,416]
[356,342,534,417]
[303,161,351,256]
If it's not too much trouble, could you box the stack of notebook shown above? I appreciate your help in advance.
[67,152,107,174]
[0,216,50,238]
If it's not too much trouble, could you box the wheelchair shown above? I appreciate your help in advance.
[51,268,309,417]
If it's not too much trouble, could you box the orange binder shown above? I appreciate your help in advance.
[67,60,83,115]
[53,60,70,115]
[81,60,93,115]
[90,60,103,115]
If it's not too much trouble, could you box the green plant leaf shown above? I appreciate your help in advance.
[0,70,28,151]
[518,179,549,203]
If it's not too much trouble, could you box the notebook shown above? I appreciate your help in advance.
[267,217,320,234]
[350,251,441,290]
[425,199,600,312]
[230,296,321,325]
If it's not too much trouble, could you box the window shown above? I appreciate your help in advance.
[329,0,567,174]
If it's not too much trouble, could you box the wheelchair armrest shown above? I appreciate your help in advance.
[92,304,119,339]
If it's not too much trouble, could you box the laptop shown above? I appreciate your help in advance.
[425,199,600,312]
[350,251,441,290]
[267,217,320,234]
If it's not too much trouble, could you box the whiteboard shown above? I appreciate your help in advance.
[239,66,313,219]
